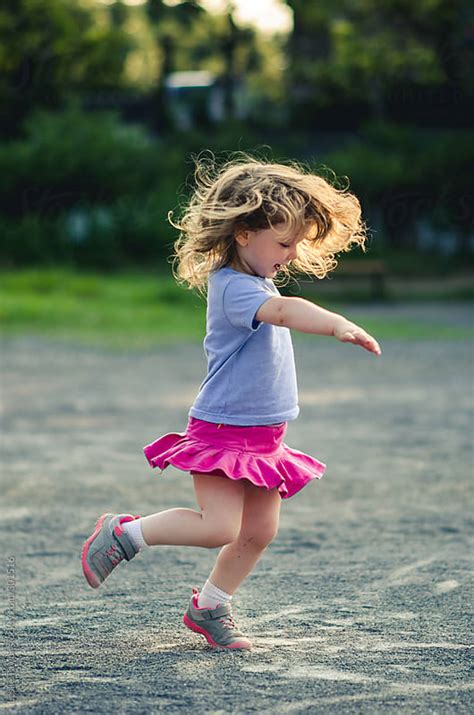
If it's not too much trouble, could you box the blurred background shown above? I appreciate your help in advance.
[1,0,473,347]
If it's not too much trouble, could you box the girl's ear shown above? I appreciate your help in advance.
[234,231,249,247]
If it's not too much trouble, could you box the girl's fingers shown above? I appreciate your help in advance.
[362,337,381,355]
[347,332,382,355]
[368,342,382,355]
[338,329,381,355]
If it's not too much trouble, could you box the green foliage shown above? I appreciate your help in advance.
[0,214,63,267]
[283,0,472,120]
[0,105,188,267]
[0,106,290,268]
[322,121,474,250]
[0,0,135,136]
[1,104,473,267]
[322,122,473,195]
[1,0,471,274]
[0,104,158,213]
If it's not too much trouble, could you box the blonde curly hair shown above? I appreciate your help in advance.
[170,152,368,292]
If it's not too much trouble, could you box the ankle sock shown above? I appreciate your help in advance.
[197,579,232,609]
[122,518,148,551]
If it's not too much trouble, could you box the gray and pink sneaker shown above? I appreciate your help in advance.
[183,588,252,650]
[81,513,140,589]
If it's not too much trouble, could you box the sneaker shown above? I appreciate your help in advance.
[81,513,140,589]
[183,588,252,650]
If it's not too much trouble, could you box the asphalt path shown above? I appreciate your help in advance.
[1,303,473,713]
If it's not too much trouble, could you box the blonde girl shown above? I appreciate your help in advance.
[82,154,381,650]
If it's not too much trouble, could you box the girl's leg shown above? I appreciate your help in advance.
[205,481,281,594]
[140,473,245,548]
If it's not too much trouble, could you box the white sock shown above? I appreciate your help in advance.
[122,518,148,551]
[197,579,232,609]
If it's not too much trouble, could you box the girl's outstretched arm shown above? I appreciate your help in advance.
[256,297,381,356]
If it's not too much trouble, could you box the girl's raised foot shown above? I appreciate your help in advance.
[81,513,140,588]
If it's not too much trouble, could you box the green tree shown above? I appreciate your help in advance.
[0,0,135,138]
[283,0,472,123]
[142,0,268,128]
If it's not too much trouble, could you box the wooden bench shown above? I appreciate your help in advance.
[334,259,387,299]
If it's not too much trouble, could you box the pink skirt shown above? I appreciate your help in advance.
[143,417,326,499]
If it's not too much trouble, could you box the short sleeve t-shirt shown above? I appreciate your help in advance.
[189,267,299,426]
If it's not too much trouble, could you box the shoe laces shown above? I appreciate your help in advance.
[219,613,237,630]
[105,543,124,566]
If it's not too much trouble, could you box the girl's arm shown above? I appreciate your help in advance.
[256,297,381,356]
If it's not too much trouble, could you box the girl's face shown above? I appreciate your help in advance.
[232,225,304,279]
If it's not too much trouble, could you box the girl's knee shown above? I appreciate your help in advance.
[240,522,279,551]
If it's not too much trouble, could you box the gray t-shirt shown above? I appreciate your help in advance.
[189,267,299,426]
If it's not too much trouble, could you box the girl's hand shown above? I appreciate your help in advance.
[333,320,382,356]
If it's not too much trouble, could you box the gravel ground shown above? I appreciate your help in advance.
[1,303,473,714]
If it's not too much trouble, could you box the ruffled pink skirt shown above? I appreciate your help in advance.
[143,417,326,499]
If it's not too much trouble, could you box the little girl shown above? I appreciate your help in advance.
[82,155,381,651]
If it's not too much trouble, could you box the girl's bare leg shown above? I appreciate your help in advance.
[140,473,245,548]
[206,481,281,594]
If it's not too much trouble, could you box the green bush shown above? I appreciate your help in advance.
[323,122,474,251]
[324,122,474,198]
[0,214,66,267]
[0,105,189,266]
[0,108,292,268]
[1,108,472,270]
[60,192,176,268]
[0,105,161,216]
